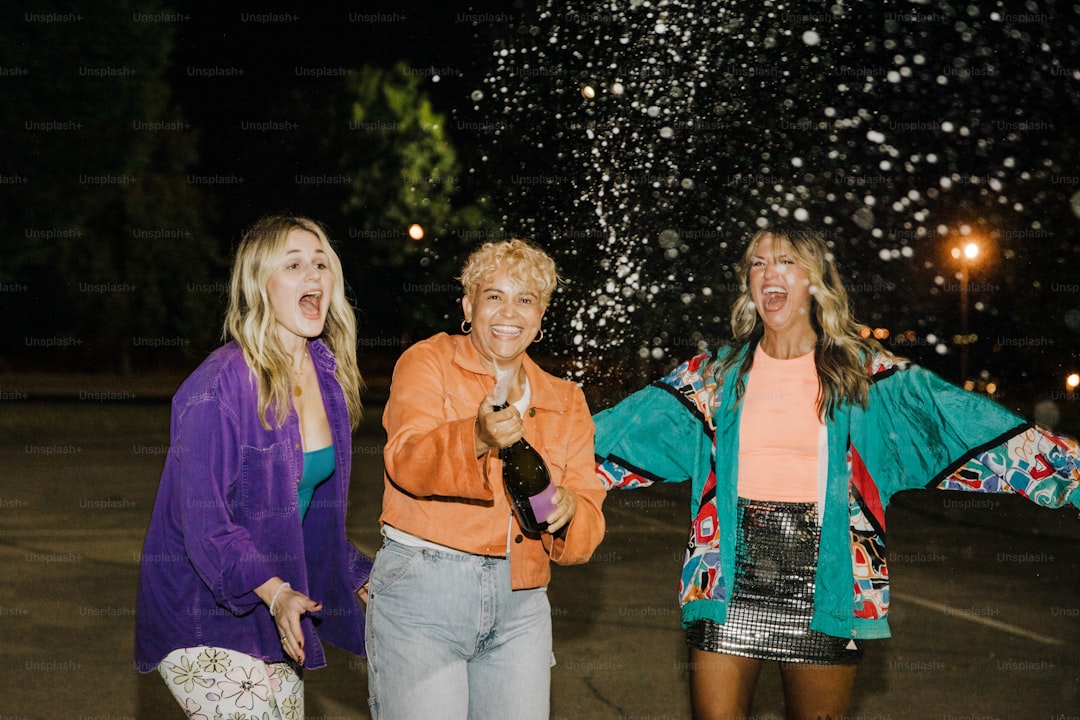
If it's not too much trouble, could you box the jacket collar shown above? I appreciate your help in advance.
[307,338,336,374]
[450,333,568,413]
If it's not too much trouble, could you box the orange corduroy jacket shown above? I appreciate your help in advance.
[380,332,607,589]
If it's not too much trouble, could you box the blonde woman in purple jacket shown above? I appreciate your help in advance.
[135,214,370,719]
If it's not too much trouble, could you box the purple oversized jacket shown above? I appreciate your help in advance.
[134,340,371,672]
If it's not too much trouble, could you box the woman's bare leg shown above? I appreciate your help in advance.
[688,647,763,720]
[778,661,857,720]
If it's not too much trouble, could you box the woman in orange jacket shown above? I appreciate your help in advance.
[365,239,607,719]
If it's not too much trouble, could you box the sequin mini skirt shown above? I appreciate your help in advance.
[686,498,863,664]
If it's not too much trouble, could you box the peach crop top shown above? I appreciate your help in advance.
[737,344,823,502]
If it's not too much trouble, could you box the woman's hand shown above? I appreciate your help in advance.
[474,396,524,456]
[545,486,577,535]
[256,578,322,665]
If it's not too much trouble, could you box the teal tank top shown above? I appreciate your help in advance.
[298,444,335,519]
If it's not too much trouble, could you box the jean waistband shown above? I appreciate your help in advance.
[382,525,507,560]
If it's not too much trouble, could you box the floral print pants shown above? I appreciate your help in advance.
[158,646,304,720]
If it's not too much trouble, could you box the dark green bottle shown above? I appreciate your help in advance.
[493,402,557,534]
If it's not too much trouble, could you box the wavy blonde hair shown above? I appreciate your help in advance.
[458,238,562,309]
[709,228,887,420]
[223,214,363,430]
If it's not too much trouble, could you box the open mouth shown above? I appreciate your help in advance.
[762,285,787,312]
[491,324,523,339]
[299,290,323,320]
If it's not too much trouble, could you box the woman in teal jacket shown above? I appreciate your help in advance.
[594,228,1080,719]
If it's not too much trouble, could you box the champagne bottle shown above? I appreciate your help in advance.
[494,402,558,535]
[490,366,558,535]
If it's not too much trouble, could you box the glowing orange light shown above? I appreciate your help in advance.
[408,224,424,241]
[951,241,980,261]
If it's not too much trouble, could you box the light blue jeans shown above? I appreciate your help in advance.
[365,537,552,720]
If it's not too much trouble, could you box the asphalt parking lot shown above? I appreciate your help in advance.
[1,393,1078,719]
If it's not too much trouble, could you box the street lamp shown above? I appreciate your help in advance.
[950,237,980,383]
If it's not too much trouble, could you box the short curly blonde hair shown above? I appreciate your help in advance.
[458,239,562,307]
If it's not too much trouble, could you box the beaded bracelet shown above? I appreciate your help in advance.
[268,582,291,617]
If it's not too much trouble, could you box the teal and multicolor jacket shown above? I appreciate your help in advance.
[594,348,1080,640]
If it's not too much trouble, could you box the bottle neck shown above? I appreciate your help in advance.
[493,376,531,418]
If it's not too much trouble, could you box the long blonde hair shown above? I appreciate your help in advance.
[709,228,887,420]
[223,214,364,430]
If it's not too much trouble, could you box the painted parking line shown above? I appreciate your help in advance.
[892,590,1064,646]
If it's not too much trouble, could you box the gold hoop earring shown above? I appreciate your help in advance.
[533,328,544,343]
[461,320,472,334]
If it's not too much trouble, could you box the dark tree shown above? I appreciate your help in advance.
[0,0,221,371]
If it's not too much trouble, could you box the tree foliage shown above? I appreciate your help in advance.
[0,0,221,371]
[314,63,498,342]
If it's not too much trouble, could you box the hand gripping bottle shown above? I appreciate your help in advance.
[493,367,558,535]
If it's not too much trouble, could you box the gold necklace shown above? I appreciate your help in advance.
[293,351,307,397]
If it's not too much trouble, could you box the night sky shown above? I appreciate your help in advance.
[1,0,518,370]
[4,0,1080,403]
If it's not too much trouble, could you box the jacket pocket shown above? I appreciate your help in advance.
[240,442,298,519]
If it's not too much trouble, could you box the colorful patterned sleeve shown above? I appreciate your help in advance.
[855,360,1080,509]
[596,456,657,491]
[935,424,1080,508]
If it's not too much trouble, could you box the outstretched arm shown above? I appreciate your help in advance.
[594,355,716,491]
